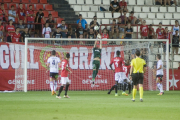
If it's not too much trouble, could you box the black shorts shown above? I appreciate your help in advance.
[50,73,59,79]
[132,73,144,85]
[109,7,120,12]
[156,75,163,82]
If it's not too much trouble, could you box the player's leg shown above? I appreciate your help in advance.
[92,60,97,85]
[156,76,161,94]
[108,81,118,96]
[53,74,59,95]
[49,73,55,95]
[132,74,137,101]
[56,77,66,99]
[138,73,144,102]
[64,78,70,98]
[121,73,128,96]
[128,82,132,94]
[157,76,164,95]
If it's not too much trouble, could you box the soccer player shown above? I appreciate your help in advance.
[92,40,102,86]
[47,50,61,95]
[155,54,164,95]
[56,53,72,99]
[130,50,147,102]
[108,50,124,96]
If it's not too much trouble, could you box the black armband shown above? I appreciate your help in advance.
[144,64,147,67]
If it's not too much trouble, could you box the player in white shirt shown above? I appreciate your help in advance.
[47,50,61,95]
[155,54,164,95]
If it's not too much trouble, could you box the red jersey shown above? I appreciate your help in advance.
[26,10,34,21]
[156,28,165,39]
[11,32,21,43]
[119,1,127,8]
[140,25,148,37]
[123,65,131,77]
[17,8,26,20]
[6,25,15,36]
[149,28,154,36]
[110,57,124,73]
[61,59,69,77]
[0,9,5,20]
[0,25,4,31]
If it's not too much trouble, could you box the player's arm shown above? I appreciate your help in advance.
[143,60,147,73]
[109,63,115,73]
[94,40,97,48]
[66,66,72,73]
[46,63,50,73]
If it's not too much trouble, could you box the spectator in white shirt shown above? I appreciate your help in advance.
[171,20,179,35]
[42,23,52,44]
[8,5,16,22]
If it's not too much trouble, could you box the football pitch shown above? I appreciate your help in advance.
[0,91,180,120]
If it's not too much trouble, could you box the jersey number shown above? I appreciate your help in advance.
[115,61,118,67]
[61,62,65,70]
[123,66,127,73]
[52,60,55,65]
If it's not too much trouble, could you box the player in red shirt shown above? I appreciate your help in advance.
[57,53,72,99]
[119,0,128,14]
[17,3,26,23]
[6,20,15,42]
[108,50,124,96]
[140,20,149,39]
[11,27,21,43]
[26,5,35,29]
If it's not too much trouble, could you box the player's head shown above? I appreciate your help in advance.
[57,27,61,32]
[19,19,23,24]
[66,53,70,59]
[135,50,140,57]
[125,59,130,66]
[114,0,117,2]
[51,50,56,56]
[116,50,120,56]
[79,14,82,19]
[156,54,161,60]
[16,27,20,33]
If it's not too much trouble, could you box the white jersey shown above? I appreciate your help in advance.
[47,56,61,73]
[156,60,163,75]
[172,25,179,35]
[42,27,51,38]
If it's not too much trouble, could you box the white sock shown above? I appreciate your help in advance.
[157,83,160,91]
[54,81,57,91]
[50,81,54,91]
[160,83,164,93]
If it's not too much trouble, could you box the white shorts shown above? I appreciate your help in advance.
[61,77,70,85]
[115,72,126,83]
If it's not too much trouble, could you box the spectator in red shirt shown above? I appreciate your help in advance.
[119,0,128,15]
[140,20,149,39]
[11,27,21,43]
[26,5,35,30]
[178,62,180,69]
[0,20,4,42]
[101,28,109,44]
[128,11,142,25]
[119,10,128,24]
[6,19,15,42]
[0,3,8,22]
[156,22,165,45]
[148,24,155,39]
[17,3,26,23]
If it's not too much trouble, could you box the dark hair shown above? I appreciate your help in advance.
[19,3,22,5]
[11,5,14,8]
[51,50,56,55]
[135,50,140,56]
[29,5,32,7]
[116,50,120,56]
[48,14,52,17]
[165,27,168,29]
[61,20,65,22]
[1,3,4,6]
[9,19,13,22]
[157,54,161,59]
[113,19,116,22]
[66,53,70,58]
[16,27,20,30]
[25,26,28,29]
[39,9,42,11]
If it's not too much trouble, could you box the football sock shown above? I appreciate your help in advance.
[132,89,137,100]
[123,83,127,92]
[57,86,64,96]
[139,87,143,99]
[65,84,70,96]
[115,84,117,94]
[50,81,54,91]
[54,81,57,91]
[128,83,131,93]
[157,83,161,92]
[160,83,164,93]
[92,70,96,81]
[109,85,115,92]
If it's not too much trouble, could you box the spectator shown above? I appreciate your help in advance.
[26,5,35,30]
[167,0,178,6]
[178,62,180,69]
[6,19,15,42]
[125,22,133,44]
[156,0,167,6]
[171,20,179,36]
[35,9,45,37]
[11,27,21,43]
[163,27,171,60]
[0,3,8,22]
[140,20,148,39]
[46,14,55,31]
[119,11,128,24]
[21,27,30,42]
[57,20,68,38]
[17,19,25,34]
[17,3,26,23]
[109,0,120,18]
[75,22,83,38]
[77,14,87,30]
[90,16,100,29]
[117,17,125,32]
[148,24,155,39]
[67,25,73,37]
[8,5,16,22]
[172,30,180,60]
[119,0,128,15]
[53,27,62,44]
[87,28,95,39]
[156,22,165,45]
[0,20,4,42]
[101,28,109,45]
[110,19,119,40]
[128,11,142,25]
[42,23,51,38]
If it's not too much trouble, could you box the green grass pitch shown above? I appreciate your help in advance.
[0,91,180,120]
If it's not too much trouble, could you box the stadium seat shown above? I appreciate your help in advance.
[31,0,38,3]
[177,7,180,12]
[156,13,164,19]
[68,0,76,4]
[145,0,153,5]
[45,4,53,10]
[90,6,98,11]
[168,7,175,12]
[165,13,172,19]
[73,5,81,11]
[159,7,167,12]
[94,0,101,4]
[134,6,141,12]
[151,7,158,12]
[134,13,138,18]
[0,0,2,2]
[153,20,162,25]
[43,11,49,17]
[79,12,87,18]
[82,6,89,11]
[105,12,112,18]
[56,18,64,24]
[102,0,110,5]
[96,12,104,18]
[2,3,8,9]
[86,19,92,24]
[128,0,136,5]
[12,0,20,2]
[139,13,147,18]
[9,4,17,9]
[174,13,180,19]
[22,0,29,3]
[162,20,170,25]
[102,19,109,24]
[97,19,101,24]
[3,0,11,2]
[146,20,153,24]
[142,7,149,12]
[148,13,155,19]
[137,0,144,5]
[51,11,58,18]
[87,12,95,18]
[40,0,47,3]
[127,6,133,12]
[171,20,175,25]
[114,13,120,18]
[36,4,44,10]
[27,4,35,10]
[86,0,93,4]
[77,0,84,4]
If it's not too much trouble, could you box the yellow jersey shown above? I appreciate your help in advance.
[131,57,146,73]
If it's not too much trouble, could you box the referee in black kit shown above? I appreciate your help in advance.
[129,50,147,102]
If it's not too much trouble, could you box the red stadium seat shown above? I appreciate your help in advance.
[22,0,29,3]
[31,0,38,3]
[51,11,58,18]
[56,18,64,24]
[40,0,47,3]
[0,0,2,2]
[12,0,20,2]
[3,0,11,2]
[27,4,35,10]
[45,4,53,10]
[9,4,17,9]
[36,4,44,10]
[43,11,49,17]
